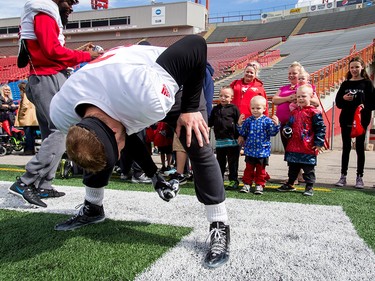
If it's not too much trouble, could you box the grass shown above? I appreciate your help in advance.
[0,210,191,281]
[1,164,375,280]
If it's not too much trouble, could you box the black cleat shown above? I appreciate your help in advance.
[37,188,66,198]
[55,200,105,231]
[204,221,230,268]
[9,177,47,208]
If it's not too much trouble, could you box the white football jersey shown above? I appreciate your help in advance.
[50,45,179,135]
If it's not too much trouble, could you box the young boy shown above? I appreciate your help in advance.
[237,96,280,194]
[289,71,321,112]
[208,86,241,189]
[277,84,326,196]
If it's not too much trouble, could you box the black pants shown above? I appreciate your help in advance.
[340,125,366,177]
[216,145,240,182]
[84,35,225,205]
[287,162,316,185]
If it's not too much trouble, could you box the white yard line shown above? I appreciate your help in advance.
[1,182,375,280]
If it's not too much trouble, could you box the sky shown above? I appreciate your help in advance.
[0,0,329,20]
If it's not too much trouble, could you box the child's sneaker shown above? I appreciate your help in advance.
[277,183,296,192]
[335,174,346,187]
[355,176,364,189]
[225,181,239,190]
[239,184,251,193]
[303,187,314,196]
[254,185,263,195]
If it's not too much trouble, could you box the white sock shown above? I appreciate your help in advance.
[205,202,228,224]
[85,186,104,206]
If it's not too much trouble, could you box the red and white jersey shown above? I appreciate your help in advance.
[50,45,179,135]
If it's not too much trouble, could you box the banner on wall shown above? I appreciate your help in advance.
[261,7,308,22]
[336,0,364,7]
[310,2,334,11]
[152,6,165,25]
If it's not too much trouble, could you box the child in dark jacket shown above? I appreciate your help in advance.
[277,84,326,196]
[208,86,241,190]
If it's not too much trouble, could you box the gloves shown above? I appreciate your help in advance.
[152,172,180,202]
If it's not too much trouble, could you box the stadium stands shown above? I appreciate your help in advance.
[206,18,301,43]
[213,23,375,97]
[297,5,375,35]
[0,57,29,85]
[208,37,282,80]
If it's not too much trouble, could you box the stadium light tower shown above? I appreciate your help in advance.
[91,0,109,10]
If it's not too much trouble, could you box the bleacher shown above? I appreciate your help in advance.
[1,4,375,100]
[263,23,375,95]
[208,37,282,80]
[0,56,29,85]
[206,18,301,43]
[297,5,375,35]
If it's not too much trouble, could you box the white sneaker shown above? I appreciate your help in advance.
[254,185,263,195]
[355,176,364,189]
[239,184,251,193]
[335,174,346,187]
[131,173,152,184]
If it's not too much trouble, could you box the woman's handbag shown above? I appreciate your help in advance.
[350,105,365,138]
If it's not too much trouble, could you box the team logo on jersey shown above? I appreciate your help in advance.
[161,84,170,98]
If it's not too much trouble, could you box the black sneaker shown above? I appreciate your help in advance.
[54,200,105,231]
[8,177,47,208]
[169,173,187,185]
[37,188,66,198]
[204,222,230,268]
[277,183,296,192]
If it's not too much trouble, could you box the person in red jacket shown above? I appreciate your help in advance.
[230,62,268,119]
[230,61,271,181]
[9,0,102,208]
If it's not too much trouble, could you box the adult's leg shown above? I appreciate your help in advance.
[23,126,35,152]
[355,133,366,177]
[340,126,352,176]
[121,134,158,178]
[21,73,67,186]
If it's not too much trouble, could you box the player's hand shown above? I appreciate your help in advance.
[176,112,209,147]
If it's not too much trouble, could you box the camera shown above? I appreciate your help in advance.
[92,45,104,52]
[283,127,293,139]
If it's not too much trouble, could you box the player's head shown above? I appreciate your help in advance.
[66,116,125,174]
[296,84,313,107]
[219,86,234,105]
[58,0,79,26]
[250,95,267,118]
